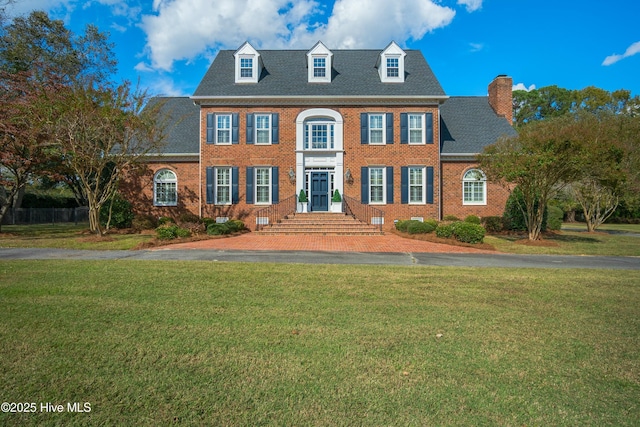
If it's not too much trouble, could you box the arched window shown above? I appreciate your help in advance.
[154,169,177,206]
[463,169,486,205]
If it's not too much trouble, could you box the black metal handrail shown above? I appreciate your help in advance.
[254,194,297,231]
[342,194,384,233]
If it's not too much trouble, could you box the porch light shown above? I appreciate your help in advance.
[345,168,353,184]
[288,167,296,183]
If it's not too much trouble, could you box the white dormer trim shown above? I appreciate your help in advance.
[307,41,332,83]
[234,42,261,84]
[378,41,406,83]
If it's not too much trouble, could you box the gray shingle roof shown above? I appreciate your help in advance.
[193,49,446,98]
[147,97,199,154]
[440,97,517,155]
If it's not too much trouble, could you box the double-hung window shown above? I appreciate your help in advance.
[313,57,326,77]
[409,167,425,204]
[463,169,486,205]
[215,167,231,205]
[216,114,231,144]
[255,114,271,144]
[409,114,424,144]
[369,114,384,144]
[154,169,177,206]
[240,57,253,78]
[256,167,271,204]
[386,57,399,78]
[369,167,385,204]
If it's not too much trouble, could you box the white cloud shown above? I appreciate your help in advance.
[513,83,536,92]
[138,0,457,71]
[469,42,483,52]
[457,0,482,13]
[602,41,640,66]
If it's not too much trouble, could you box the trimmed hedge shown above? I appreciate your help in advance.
[464,215,481,224]
[435,224,454,238]
[407,221,436,234]
[481,216,504,233]
[452,221,485,244]
[156,225,191,240]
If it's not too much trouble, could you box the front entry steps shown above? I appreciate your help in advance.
[256,213,383,235]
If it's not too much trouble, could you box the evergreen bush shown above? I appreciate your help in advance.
[481,216,504,233]
[407,221,436,234]
[464,215,481,224]
[452,222,485,244]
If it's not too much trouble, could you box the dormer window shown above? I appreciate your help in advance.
[307,41,332,83]
[234,42,260,83]
[378,41,406,83]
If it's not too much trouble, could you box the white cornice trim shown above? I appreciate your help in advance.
[191,95,449,107]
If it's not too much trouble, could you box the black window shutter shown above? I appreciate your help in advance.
[206,113,215,144]
[401,166,408,204]
[231,113,239,144]
[360,113,368,144]
[271,113,279,144]
[246,167,254,204]
[206,167,214,204]
[427,166,434,204]
[386,113,394,144]
[400,113,408,144]
[426,112,433,144]
[386,166,394,204]
[246,113,254,144]
[231,167,239,204]
[361,167,369,204]
[272,166,279,203]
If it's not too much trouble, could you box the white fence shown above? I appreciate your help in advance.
[1,207,89,225]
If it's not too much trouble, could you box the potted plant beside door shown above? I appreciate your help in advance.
[331,189,343,213]
[297,189,308,213]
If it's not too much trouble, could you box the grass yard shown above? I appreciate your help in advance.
[0,224,153,250]
[0,261,638,426]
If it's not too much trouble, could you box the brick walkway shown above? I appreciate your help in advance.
[156,233,492,253]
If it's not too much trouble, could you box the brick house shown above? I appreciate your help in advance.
[130,41,516,231]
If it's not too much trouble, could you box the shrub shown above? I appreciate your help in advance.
[443,214,460,222]
[464,215,481,224]
[180,222,205,235]
[207,223,231,235]
[424,218,438,229]
[158,216,174,225]
[226,219,245,232]
[179,212,201,224]
[332,189,341,202]
[482,216,504,233]
[175,227,191,238]
[503,187,548,232]
[201,217,216,228]
[100,194,134,229]
[395,220,412,232]
[436,224,454,238]
[407,221,436,234]
[156,225,178,240]
[452,221,485,244]
[298,189,308,203]
[547,205,563,231]
[132,214,158,231]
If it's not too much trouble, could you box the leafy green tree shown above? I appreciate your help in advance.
[52,82,167,235]
[479,115,584,240]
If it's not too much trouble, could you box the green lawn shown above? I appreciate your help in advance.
[0,223,153,250]
[1,261,638,426]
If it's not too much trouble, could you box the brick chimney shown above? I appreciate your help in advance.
[488,75,513,124]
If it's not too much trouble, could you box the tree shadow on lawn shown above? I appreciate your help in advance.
[491,232,601,246]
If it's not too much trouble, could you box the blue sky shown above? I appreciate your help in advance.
[6,0,640,98]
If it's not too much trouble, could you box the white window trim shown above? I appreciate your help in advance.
[408,166,426,205]
[304,120,335,150]
[153,169,177,207]
[408,113,426,145]
[216,114,232,145]
[255,167,272,205]
[369,167,386,205]
[463,169,487,206]
[368,113,386,145]
[214,167,232,205]
[307,41,332,83]
[234,42,260,83]
[379,42,406,83]
[255,114,272,145]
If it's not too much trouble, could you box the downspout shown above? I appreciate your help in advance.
[197,103,203,218]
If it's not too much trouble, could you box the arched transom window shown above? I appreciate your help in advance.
[154,169,177,206]
[462,169,486,205]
